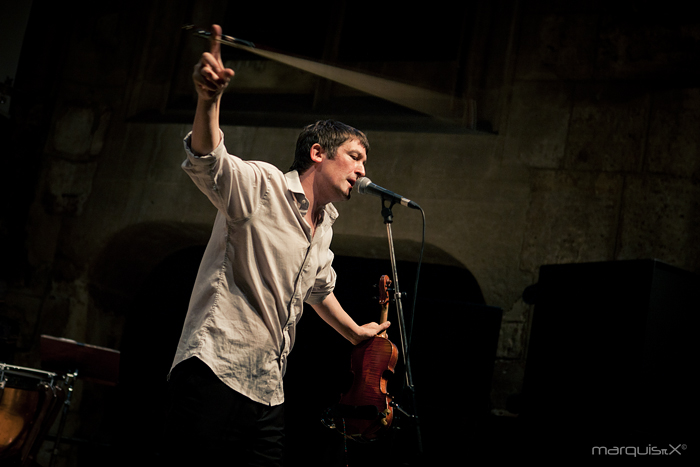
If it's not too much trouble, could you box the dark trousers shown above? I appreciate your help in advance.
[161,357,285,466]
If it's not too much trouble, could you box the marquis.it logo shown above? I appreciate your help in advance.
[592,444,687,456]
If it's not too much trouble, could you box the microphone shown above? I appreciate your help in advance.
[356,177,420,209]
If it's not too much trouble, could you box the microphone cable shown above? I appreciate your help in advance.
[407,205,425,353]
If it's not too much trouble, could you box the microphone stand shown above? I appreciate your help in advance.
[380,196,423,457]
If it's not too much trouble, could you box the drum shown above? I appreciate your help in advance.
[0,363,65,466]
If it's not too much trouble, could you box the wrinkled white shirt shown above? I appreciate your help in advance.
[170,132,337,405]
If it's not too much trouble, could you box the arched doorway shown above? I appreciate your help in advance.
[88,222,211,462]
[91,228,501,465]
[106,245,205,463]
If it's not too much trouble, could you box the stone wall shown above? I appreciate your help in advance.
[1,0,698,463]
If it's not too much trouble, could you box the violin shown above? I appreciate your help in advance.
[334,275,398,440]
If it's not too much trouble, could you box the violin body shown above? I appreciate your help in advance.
[337,335,398,440]
[335,275,398,440]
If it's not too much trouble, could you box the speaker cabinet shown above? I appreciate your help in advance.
[521,259,697,452]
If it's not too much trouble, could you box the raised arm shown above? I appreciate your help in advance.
[191,24,235,156]
[311,292,390,345]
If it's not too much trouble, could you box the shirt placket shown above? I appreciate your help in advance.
[279,203,320,376]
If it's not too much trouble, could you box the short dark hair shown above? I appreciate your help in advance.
[290,120,369,174]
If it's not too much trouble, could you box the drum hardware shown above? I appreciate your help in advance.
[39,335,120,387]
[49,369,77,467]
[0,336,119,466]
[0,364,60,392]
[0,363,66,466]
[39,335,119,467]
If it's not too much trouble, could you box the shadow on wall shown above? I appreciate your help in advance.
[88,222,214,315]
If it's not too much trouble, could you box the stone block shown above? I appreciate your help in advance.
[520,170,624,271]
[497,320,528,360]
[646,88,700,179]
[617,174,700,272]
[42,157,98,216]
[564,83,649,172]
[595,11,700,80]
[515,13,598,81]
[52,106,111,158]
[504,80,573,169]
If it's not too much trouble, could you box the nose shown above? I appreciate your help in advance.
[356,161,366,177]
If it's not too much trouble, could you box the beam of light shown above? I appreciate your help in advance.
[185,26,469,125]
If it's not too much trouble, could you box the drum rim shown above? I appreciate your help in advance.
[0,363,60,385]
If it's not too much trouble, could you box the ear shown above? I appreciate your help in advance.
[309,143,325,164]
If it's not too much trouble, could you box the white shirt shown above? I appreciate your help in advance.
[170,132,337,405]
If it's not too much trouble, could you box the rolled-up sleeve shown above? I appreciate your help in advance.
[306,259,337,305]
[181,131,268,221]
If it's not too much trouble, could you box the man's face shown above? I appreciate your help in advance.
[317,138,367,203]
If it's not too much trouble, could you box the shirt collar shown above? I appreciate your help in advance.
[285,170,338,223]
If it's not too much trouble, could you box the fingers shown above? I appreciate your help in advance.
[377,321,391,338]
[192,24,235,99]
[199,53,231,84]
[193,60,228,96]
[207,24,233,78]
[210,24,222,60]
[369,321,390,336]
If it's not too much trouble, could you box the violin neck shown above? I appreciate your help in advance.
[378,303,389,337]
[379,303,389,325]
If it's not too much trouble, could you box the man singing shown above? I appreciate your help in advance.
[162,25,390,466]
